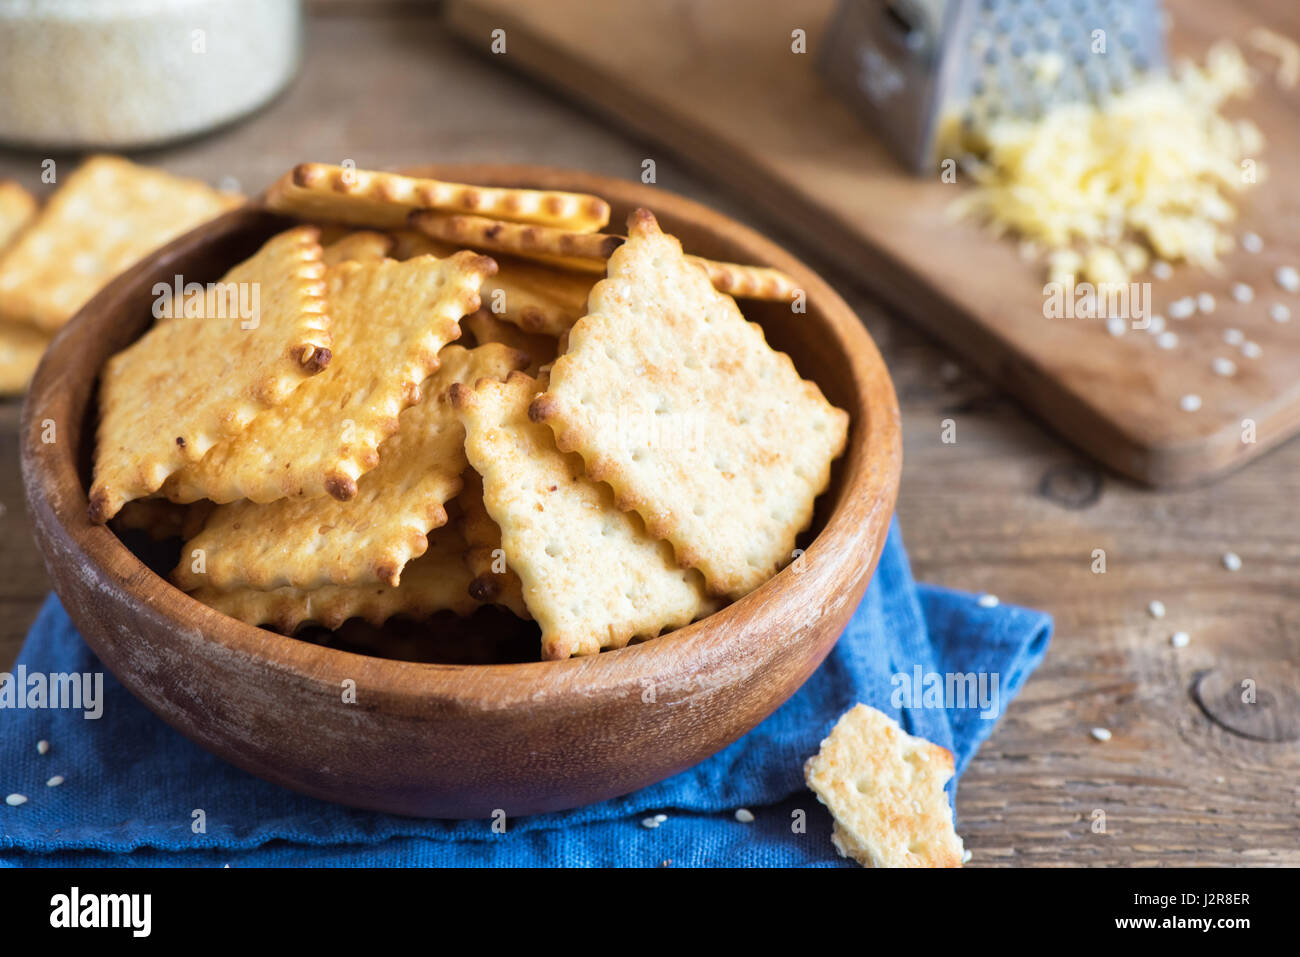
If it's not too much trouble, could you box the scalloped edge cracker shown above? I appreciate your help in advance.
[89,226,332,524]
[458,468,530,619]
[688,256,800,303]
[162,252,492,505]
[804,704,964,869]
[530,209,848,599]
[321,230,394,265]
[266,162,610,233]
[172,344,529,591]
[191,522,478,632]
[462,309,556,375]
[451,370,713,659]
[0,156,241,331]
[0,181,37,252]
[0,320,49,395]
[409,211,620,273]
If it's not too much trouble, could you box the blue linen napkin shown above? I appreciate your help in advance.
[0,518,1051,867]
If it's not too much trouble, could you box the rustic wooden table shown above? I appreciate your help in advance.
[1,4,1296,865]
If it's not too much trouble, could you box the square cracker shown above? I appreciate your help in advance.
[451,370,713,660]
[161,252,493,505]
[0,156,241,331]
[266,162,610,233]
[529,208,849,600]
[804,704,964,868]
[0,181,37,252]
[408,211,619,274]
[0,320,49,396]
[190,521,478,632]
[89,226,332,523]
[321,230,394,265]
[172,343,530,592]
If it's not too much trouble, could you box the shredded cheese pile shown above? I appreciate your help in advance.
[950,43,1263,285]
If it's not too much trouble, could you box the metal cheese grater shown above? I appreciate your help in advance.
[819,0,1167,172]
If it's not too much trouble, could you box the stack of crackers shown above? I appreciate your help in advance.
[0,156,243,394]
[90,163,850,661]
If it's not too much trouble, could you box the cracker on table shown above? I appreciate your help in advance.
[0,156,241,331]
[393,230,593,337]
[162,252,492,505]
[0,181,37,252]
[88,226,331,523]
[804,704,964,868]
[408,211,620,274]
[266,162,610,233]
[529,209,848,600]
[321,229,394,265]
[190,521,478,632]
[457,468,530,619]
[451,370,713,659]
[0,320,49,396]
[462,309,556,375]
[171,344,529,592]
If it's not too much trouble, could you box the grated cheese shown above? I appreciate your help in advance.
[949,43,1261,286]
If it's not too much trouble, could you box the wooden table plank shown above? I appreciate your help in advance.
[0,6,1295,864]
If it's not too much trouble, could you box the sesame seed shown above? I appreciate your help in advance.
[1271,303,1291,323]
[978,593,1000,608]
[1222,551,1242,571]
[654,813,667,823]
[734,808,755,823]
[1151,260,1173,279]
[1211,356,1237,377]
[36,740,49,755]
[1156,331,1178,349]
[1090,727,1112,742]
[46,775,64,787]
[5,794,27,806]
[1106,316,1126,337]
[1241,341,1262,359]
[1171,631,1190,648]
[1223,327,1245,345]
[1168,297,1196,319]
[961,848,973,864]
[1148,600,1167,619]
[641,817,660,829]
[1196,292,1216,313]
[1230,282,1254,303]
[1179,394,1202,412]
[1241,232,1263,253]
[1276,266,1300,292]
[1147,315,1167,334]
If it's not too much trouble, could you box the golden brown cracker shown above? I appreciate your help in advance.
[0,320,49,395]
[0,156,241,331]
[457,469,530,619]
[529,208,849,600]
[171,344,529,592]
[190,522,478,632]
[462,309,557,374]
[804,704,964,868]
[162,252,492,505]
[0,181,37,252]
[408,211,619,273]
[451,370,713,660]
[321,230,394,265]
[266,162,610,233]
[88,226,332,523]
[688,256,800,303]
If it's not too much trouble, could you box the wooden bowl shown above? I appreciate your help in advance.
[20,165,901,818]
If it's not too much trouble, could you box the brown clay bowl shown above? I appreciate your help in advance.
[20,165,901,818]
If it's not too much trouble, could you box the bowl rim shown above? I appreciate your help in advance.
[20,163,902,712]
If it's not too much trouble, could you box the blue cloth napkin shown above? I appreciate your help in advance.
[0,519,1050,867]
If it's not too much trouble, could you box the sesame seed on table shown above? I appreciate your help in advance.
[0,1,1297,866]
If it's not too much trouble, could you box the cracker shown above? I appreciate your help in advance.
[393,230,593,337]
[804,704,964,868]
[0,156,241,331]
[0,181,37,252]
[408,211,620,274]
[111,498,214,541]
[172,343,529,592]
[462,309,557,374]
[689,257,800,303]
[266,162,611,233]
[190,522,478,632]
[451,370,713,659]
[529,209,849,599]
[0,320,49,395]
[87,226,332,524]
[458,468,530,619]
[162,252,492,505]
[321,230,394,265]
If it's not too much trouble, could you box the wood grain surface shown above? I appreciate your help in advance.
[0,3,1296,863]
[445,0,1300,488]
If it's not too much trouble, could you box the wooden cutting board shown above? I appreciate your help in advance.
[445,0,1300,486]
